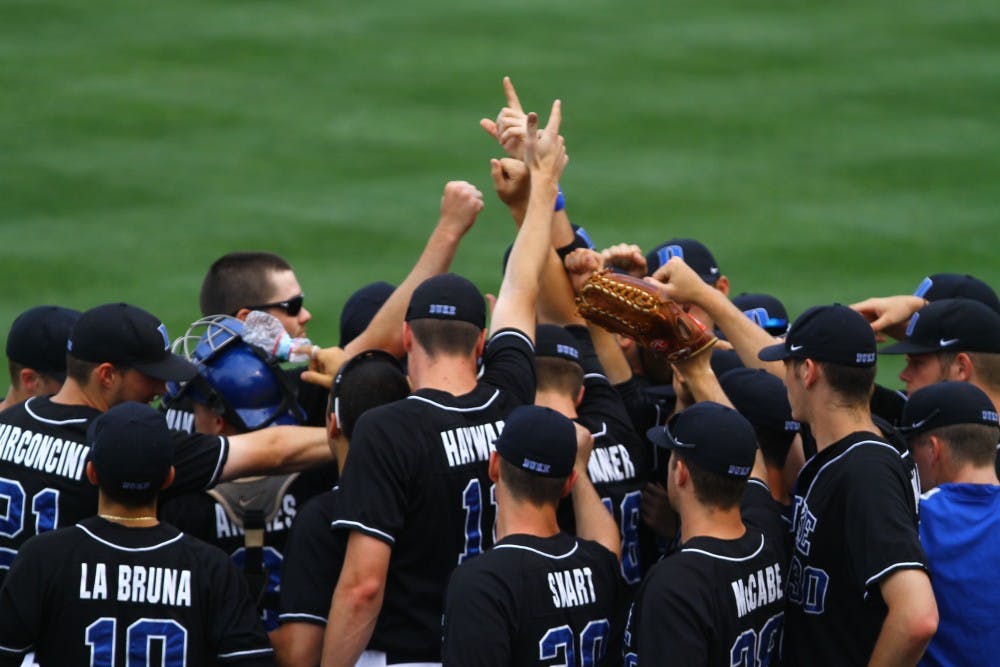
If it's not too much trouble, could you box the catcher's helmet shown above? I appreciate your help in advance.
[166,315,306,432]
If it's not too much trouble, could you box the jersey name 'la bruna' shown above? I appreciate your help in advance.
[333,328,536,663]
[443,532,624,667]
[0,517,272,666]
[623,529,784,666]
[783,431,927,666]
[0,397,228,584]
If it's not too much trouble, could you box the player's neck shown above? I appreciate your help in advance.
[409,353,478,395]
[52,378,109,411]
[495,500,560,542]
[679,505,745,544]
[944,462,1000,487]
[97,495,160,528]
[533,391,579,420]
[807,401,876,453]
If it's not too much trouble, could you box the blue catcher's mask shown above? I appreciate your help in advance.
[165,315,307,432]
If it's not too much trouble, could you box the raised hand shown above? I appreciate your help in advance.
[564,248,604,296]
[601,243,647,278]
[850,294,926,341]
[480,76,528,159]
[645,256,712,306]
[523,100,567,186]
[438,180,485,237]
[489,158,530,213]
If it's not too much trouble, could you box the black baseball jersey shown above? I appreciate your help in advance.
[623,528,784,666]
[558,326,654,588]
[158,470,330,631]
[784,431,927,666]
[442,532,624,667]
[740,478,790,568]
[0,397,228,584]
[0,516,272,666]
[277,487,346,627]
[333,328,535,662]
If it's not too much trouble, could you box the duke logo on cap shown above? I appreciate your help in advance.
[405,274,486,329]
[758,304,877,367]
[646,402,758,478]
[494,405,577,479]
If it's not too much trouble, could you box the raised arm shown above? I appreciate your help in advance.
[490,101,567,340]
[647,257,784,377]
[222,426,331,481]
[570,423,622,558]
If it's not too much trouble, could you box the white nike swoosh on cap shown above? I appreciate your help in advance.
[909,416,932,429]
[790,344,804,351]
[939,338,959,347]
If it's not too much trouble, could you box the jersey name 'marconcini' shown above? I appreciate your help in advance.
[78,562,193,607]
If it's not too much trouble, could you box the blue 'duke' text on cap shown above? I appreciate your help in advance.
[428,304,456,316]
[522,458,551,474]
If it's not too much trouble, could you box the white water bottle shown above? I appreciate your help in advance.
[242,311,313,362]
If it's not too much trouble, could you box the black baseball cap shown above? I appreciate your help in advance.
[495,405,577,479]
[880,298,1000,356]
[899,381,1000,437]
[6,305,82,379]
[719,368,800,434]
[68,303,197,382]
[534,324,582,365]
[405,274,486,329]
[340,281,395,347]
[646,401,757,478]
[87,402,175,496]
[645,238,720,284]
[913,273,999,313]
[731,293,790,337]
[758,304,877,367]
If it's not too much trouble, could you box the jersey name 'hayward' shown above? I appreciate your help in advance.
[441,420,505,467]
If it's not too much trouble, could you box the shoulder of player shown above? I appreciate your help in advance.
[18,524,86,555]
[486,327,534,351]
[447,551,517,599]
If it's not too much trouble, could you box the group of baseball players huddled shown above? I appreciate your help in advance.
[0,80,997,667]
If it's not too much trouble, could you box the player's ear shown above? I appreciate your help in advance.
[950,352,974,382]
[801,359,819,388]
[714,275,730,297]
[475,329,487,358]
[85,461,99,486]
[94,362,118,389]
[488,452,501,483]
[233,308,252,322]
[17,367,37,392]
[575,385,585,407]
[160,466,176,491]
[402,322,414,354]
[560,470,578,498]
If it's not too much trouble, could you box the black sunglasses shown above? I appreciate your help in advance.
[244,293,305,317]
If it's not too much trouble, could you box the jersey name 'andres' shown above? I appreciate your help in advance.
[0,424,89,481]
[441,420,505,467]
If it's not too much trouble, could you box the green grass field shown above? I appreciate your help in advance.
[2,0,998,386]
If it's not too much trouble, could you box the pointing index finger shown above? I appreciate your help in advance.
[502,76,523,113]
[544,99,562,136]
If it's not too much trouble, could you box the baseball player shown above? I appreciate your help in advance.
[0,303,331,585]
[158,315,330,631]
[898,382,1000,667]
[271,350,410,666]
[0,305,80,412]
[624,402,785,666]
[0,402,273,666]
[757,305,937,665]
[442,406,624,666]
[532,324,653,588]
[322,101,567,666]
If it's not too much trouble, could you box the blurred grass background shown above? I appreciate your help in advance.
[1,0,998,387]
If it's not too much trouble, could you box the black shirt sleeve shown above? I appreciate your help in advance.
[479,328,536,406]
[164,431,229,498]
[843,448,927,594]
[332,408,419,545]
[0,538,47,659]
[278,492,345,625]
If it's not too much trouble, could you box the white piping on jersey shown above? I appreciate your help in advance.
[205,436,228,489]
[747,478,771,493]
[219,648,275,658]
[330,520,395,545]
[584,372,609,383]
[493,541,580,560]
[488,330,534,351]
[681,534,765,562]
[863,561,928,597]
[589,422,608,439]
[803,440,900,502]
[23,397,90,426]
[0,642,33,655]
[407,389,500,413]
[920,487,942,502]
[279,612,327,624]
[76,524,185,552]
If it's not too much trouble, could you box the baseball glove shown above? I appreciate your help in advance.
[576,269,717,361]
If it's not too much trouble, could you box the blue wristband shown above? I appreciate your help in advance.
[554,187,565,212]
